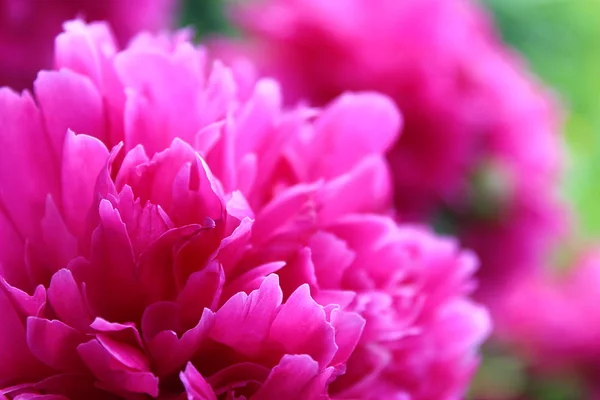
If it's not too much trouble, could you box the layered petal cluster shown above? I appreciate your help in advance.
[498,251,600,389]
[0,0,177,90]
[216,0,567,303]
[0,20,490,399]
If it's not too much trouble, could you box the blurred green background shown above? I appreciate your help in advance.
[484,0,600,239]
[180,0,600,238]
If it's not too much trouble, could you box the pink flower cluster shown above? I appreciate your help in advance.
[217,0,567,304]
[0,21,490,399]
[498,251,600,396]
[0,0,176,90]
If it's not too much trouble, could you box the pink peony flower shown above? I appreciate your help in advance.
[498,251,600,383]
[214,0,567,304]
[0,20,490,399]
[0,0,178,90]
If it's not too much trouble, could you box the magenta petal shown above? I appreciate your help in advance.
[252,182,320,245]
[26,317,85,371]
[328,308,365,366]
[207,362,270,396]
[114,144,150,191]
[180,362,217,400]
[136,224,205,305]
[113,185,173,256]
[0,88,58,244]
[34,69,107,158]
[141,301,183,344]
[61,130,110,236]
[115,46,205,154]
[221,261,285,301]
[198,61,237,126]
[55,21,126,148]
[311,92,401,179]
[77,339,159,396]
[234,78,282,157]
[47,269,92,332]
[54,20,118,86]
[177,261,225,325]
[95,334,150,371]
[85,200,140,320]
[14,395,68,400]
[0,279,46,319]
[318,155,392,221]
[119,139,223,225]
[40,196,78,272]
[309,231,355,289]
[313,290,356,310]
[217,216,253,272]
[89,318,145,350]
[195,121,224,157]
[268,284,337,368]
[0,284,48,387]
[253,354,333,400]
[0,207,27,288]
[211,274,282,356]
[147,308,215,377]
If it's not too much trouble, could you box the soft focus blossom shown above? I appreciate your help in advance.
[216,0,567,304]
[0,0,177,90]
[498,251,600,398]
[0,20,490,399]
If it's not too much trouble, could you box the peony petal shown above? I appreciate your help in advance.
[112,184,173,256]
[77,339,159,397]
[211,274,282,356]
[268,284,337,368]
[233,78,281,158]
[318,155,392,222]
[0,89,58,247]
[55,20,118,87]
[207,362,270,396]
[148,308,215,377]
[61,131,110,236]
[253,354,334,400]
[136,224,206,305]
[47,269,93,332]
[118,139,223,226]
[0,204,27,288]
[54,20,125,147]
[252,182,320,245]
[26,317,86,371]
[0,284,49,387]
[34,69,107,158]
[83,200,140,321]
[308,231,355,290]
[180,362,217,400]
[311,92,401,179]
[40,196,78,273]
[0,279,46,319]
[14,395,68,400]
[177,261,225,326]
[115,44,205,154]
[328,308,365,366]
[221,261,285,301]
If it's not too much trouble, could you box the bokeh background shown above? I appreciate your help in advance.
[178,1,600,398]
[180,0,600,239]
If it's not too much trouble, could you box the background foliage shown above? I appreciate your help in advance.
[484,0,600,238]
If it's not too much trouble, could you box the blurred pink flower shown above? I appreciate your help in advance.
[0,20,490,399]
[215,0,567,304]
[0,0,178,90]
[498,252,600,379]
